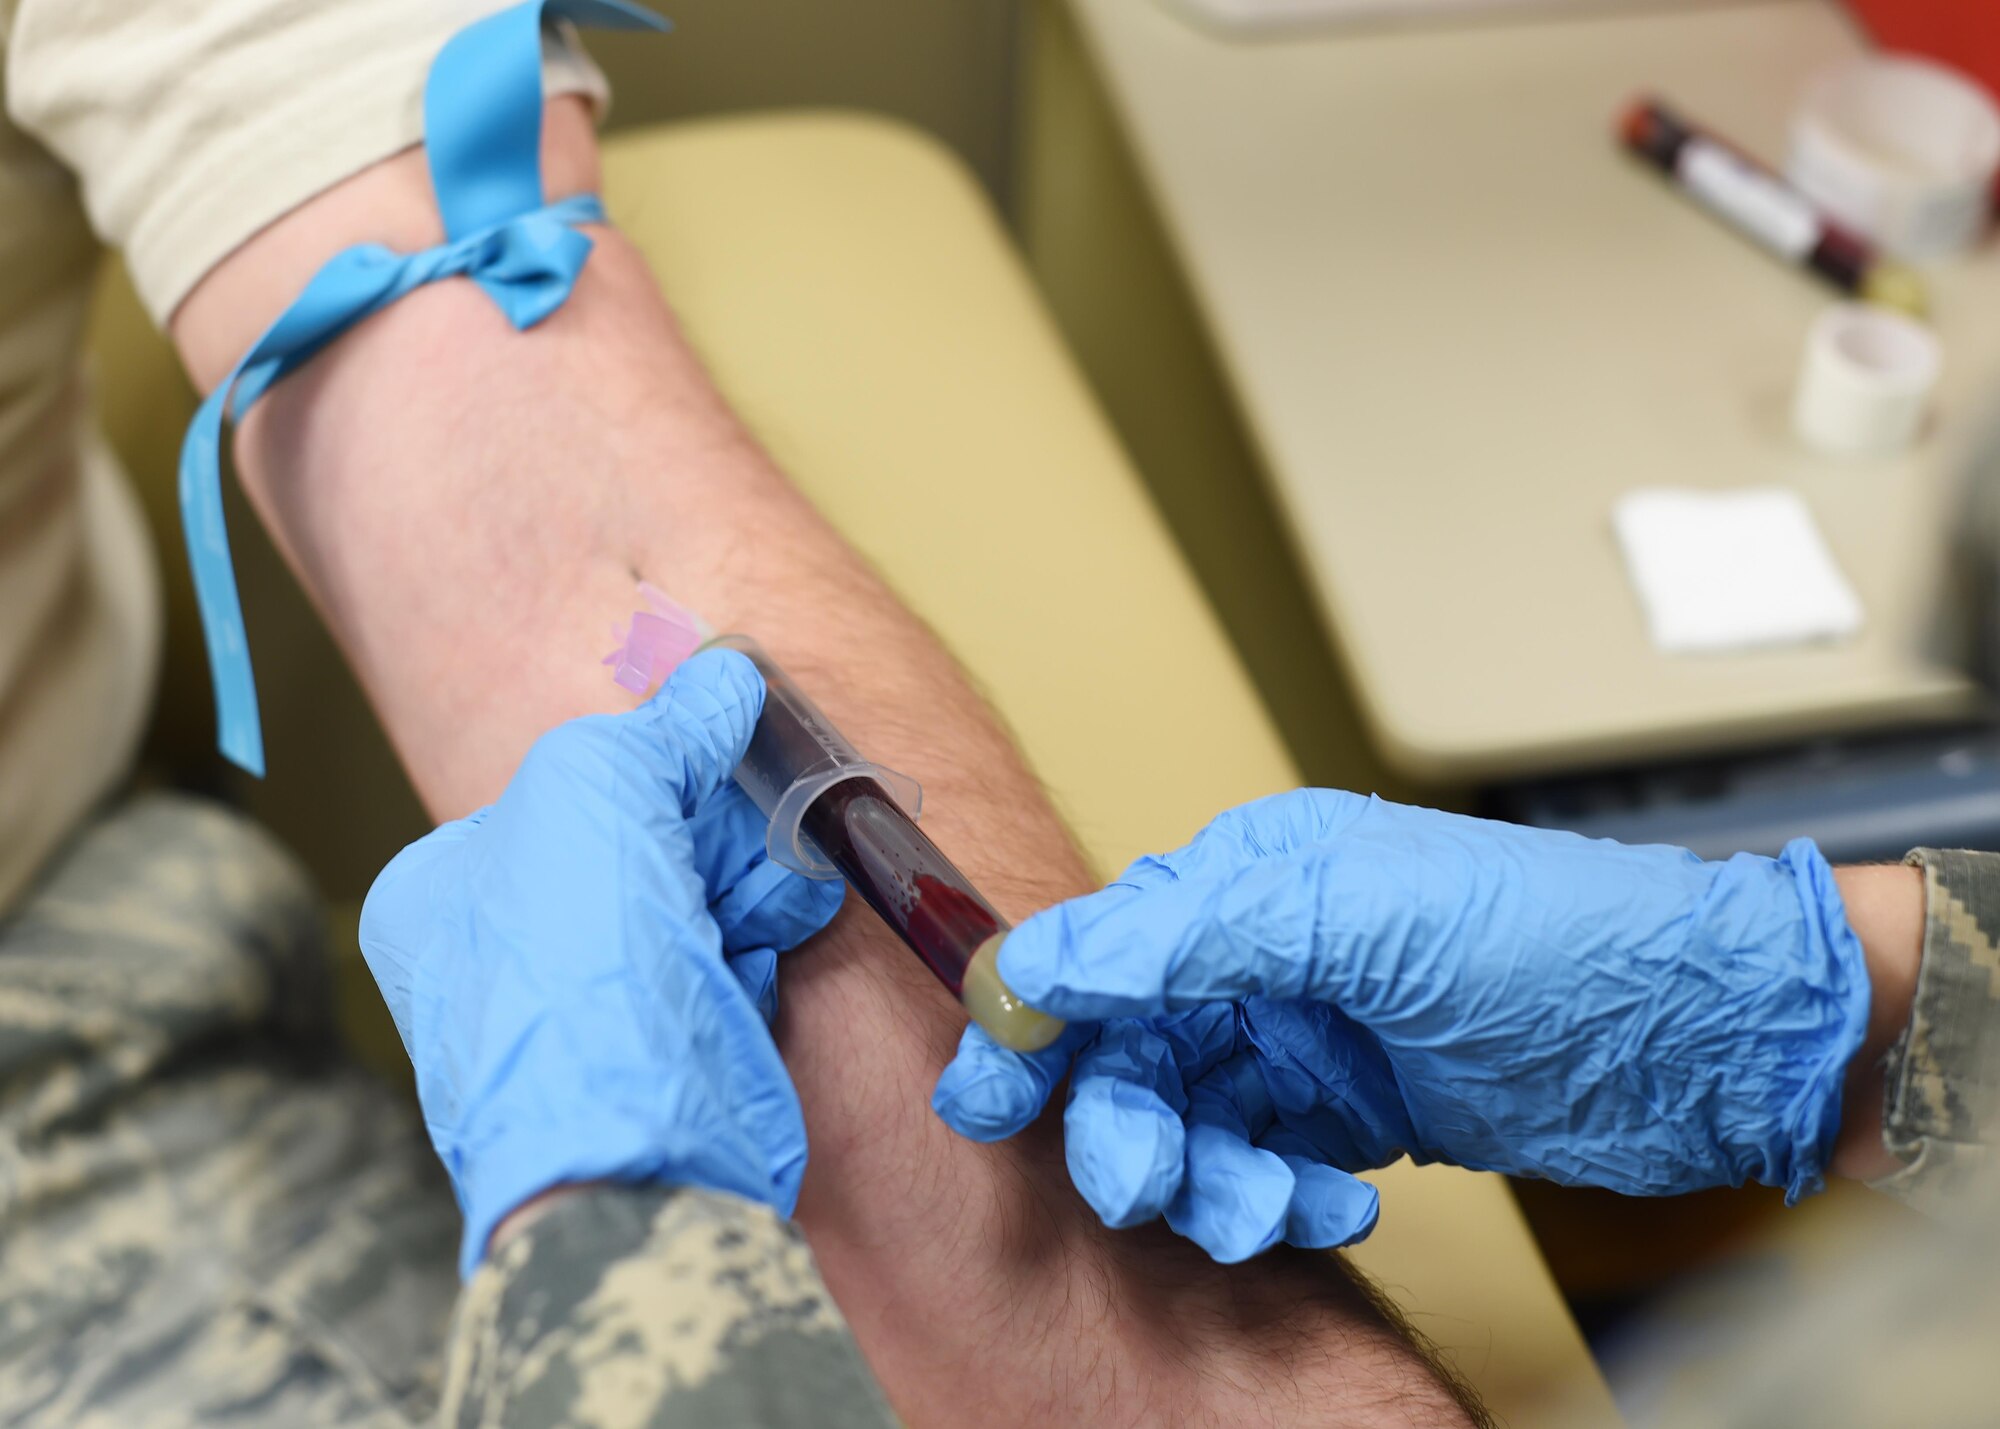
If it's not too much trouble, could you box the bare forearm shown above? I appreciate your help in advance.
[173,109,1471,1426]
[1830,864,1923,1182]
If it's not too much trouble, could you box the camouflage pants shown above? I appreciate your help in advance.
[0,795,460,1428]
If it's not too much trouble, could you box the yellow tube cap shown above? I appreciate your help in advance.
[962,935,1065,1052]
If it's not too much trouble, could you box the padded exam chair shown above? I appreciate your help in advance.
[91,111,1614,1423]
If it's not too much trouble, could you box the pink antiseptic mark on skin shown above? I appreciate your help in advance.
[602,582,706,694]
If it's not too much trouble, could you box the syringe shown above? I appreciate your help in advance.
[709,635,1064,1053]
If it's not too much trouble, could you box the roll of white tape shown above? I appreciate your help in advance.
[1792,304,1942,459]
[1787,55,2000,263]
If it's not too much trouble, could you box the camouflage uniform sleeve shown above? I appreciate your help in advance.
[440,1184,902,1429]
[1870,849,2000,1216]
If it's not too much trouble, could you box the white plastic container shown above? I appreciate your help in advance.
[1787,55,2000,263]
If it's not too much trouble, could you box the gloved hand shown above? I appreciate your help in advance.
[933,791,1871,1263]
[361,648,845,1276]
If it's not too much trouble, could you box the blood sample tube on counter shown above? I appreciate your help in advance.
[710,634,1065,1053]
[1619,97,1927,316]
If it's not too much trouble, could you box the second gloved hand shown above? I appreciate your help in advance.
[933,791,1872,1262]
[937,998,1386,1263]
[361,649,845,1276]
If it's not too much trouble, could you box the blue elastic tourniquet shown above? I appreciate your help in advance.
[178,0,667,775]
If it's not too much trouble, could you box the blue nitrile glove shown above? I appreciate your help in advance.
[361,648,845,1276]
[933,790,1872,1264]
[938,1000,1386,1263]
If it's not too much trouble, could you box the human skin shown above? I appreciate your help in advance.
[1829,864,1923,1183]
[172,99,1476,1427]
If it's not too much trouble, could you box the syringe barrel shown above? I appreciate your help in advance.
[706,634,921,878]
[703,633,1064,1052]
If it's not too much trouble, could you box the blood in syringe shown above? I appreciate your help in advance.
[797,776,1004,995]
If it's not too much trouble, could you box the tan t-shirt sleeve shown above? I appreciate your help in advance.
[2,0,609,326]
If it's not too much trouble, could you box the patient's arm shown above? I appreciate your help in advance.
[173,100,1479,1427]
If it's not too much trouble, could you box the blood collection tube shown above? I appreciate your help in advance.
[710,634,1065,1053]
[1619,97,1926,316]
